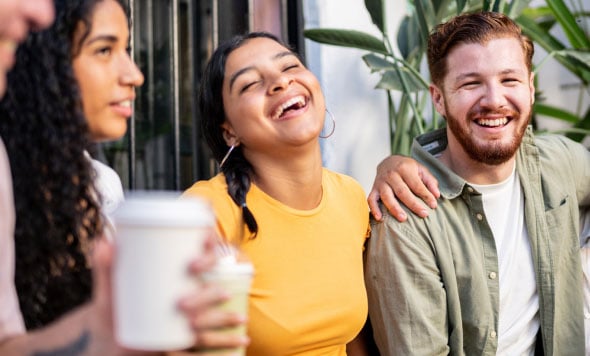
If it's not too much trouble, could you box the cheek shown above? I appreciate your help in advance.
[225,93,263,122]
[73,66,96,115]
[447,94,477,116]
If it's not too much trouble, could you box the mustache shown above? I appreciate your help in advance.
[468,108,519,119]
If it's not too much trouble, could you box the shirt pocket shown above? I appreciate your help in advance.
[545,194,580,262]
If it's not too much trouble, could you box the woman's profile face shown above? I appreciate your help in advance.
[220,37,325,155]
[72,0,144,142]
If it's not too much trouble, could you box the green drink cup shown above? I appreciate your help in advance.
[202,256,254,355]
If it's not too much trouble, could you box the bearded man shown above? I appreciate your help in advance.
[365,11,590,356]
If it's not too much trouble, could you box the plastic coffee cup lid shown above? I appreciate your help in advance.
[113,191,214,228]
[203,255,255,276]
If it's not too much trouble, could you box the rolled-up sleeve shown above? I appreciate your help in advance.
[365,215,449,355]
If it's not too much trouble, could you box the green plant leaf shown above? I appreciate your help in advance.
[303,28,388,55]
[375,68,428,92]
[516,14,586,78]
[568,107,590,142]
[414,0,436,39]
[363,53,430,87]
[519,6,557,32]
[362,53,394,71]
[365,0,386,33]
[455,0,467,13]
[397,15,423,60]
[516,13,565,51]
[534,102,580,123]
[556,50,590,68]
[545,0,590,49]
[502,0,532,18]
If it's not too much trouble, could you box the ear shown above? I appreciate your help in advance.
[221,121,239,147]
[430,84,446,117]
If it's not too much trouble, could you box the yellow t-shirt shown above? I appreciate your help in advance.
[184,168,370,355]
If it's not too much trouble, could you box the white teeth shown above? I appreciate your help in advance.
[118,100,131,107]
[477,118,508,127]
[273,95,305,119]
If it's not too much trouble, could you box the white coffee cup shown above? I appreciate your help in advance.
[113,191,214,351]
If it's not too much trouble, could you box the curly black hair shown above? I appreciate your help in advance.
[0,0,126,330]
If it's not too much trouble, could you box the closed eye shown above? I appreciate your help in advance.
[283,63,300,72]
[240,81,259,93]
[502,77,520,85]
[461,81,479,88]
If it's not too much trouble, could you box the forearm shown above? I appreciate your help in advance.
[0,305,91,355]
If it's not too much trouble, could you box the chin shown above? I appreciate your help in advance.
[93,128,127,142]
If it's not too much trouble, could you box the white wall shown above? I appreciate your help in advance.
[303,0,406,194]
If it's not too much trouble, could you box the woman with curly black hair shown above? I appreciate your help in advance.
[0,0,247,354]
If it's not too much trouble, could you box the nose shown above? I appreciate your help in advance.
[120,54,144,87]
[479,82,508,109]
[268,72,292,94]
[21,0,55,31]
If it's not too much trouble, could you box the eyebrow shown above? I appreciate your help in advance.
[85,34,121,46]
[228,51,297,92]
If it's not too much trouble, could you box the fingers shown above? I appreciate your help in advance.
[178,280,249,352]
[178,284,229,317]
[369,155,441,222]
[178,283,246,330]
[190,308,246,330]
[379,173,424,221]
[190,230,219,273]
[367,189,384,222]
[419,165,441,202]
[193,331,250,352]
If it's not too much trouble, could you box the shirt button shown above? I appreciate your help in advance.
[490,331,497,339]
[476,213,483,221]
[489,272,497,279]
[467,187,474,193]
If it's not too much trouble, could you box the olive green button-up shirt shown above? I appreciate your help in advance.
[365,127,590,355]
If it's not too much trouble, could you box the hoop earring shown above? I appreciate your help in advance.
[319,109,336,139]
[219,144,235,168]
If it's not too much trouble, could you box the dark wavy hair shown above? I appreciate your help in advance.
[0,0,127,330]
[199,32,295,239]
[428,11,534,88]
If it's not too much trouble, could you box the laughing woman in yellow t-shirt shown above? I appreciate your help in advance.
[184,32,370,355]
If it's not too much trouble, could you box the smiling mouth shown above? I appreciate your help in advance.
[475,117,509,127]
[272,95,307,120]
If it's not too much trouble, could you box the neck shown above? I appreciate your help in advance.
[439,144,516,185]
[247,144,324,210]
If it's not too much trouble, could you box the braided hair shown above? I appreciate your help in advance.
[199,32,294,239]
[0,0,127,329]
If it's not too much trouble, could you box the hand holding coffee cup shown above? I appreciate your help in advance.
[113,192,217,350]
